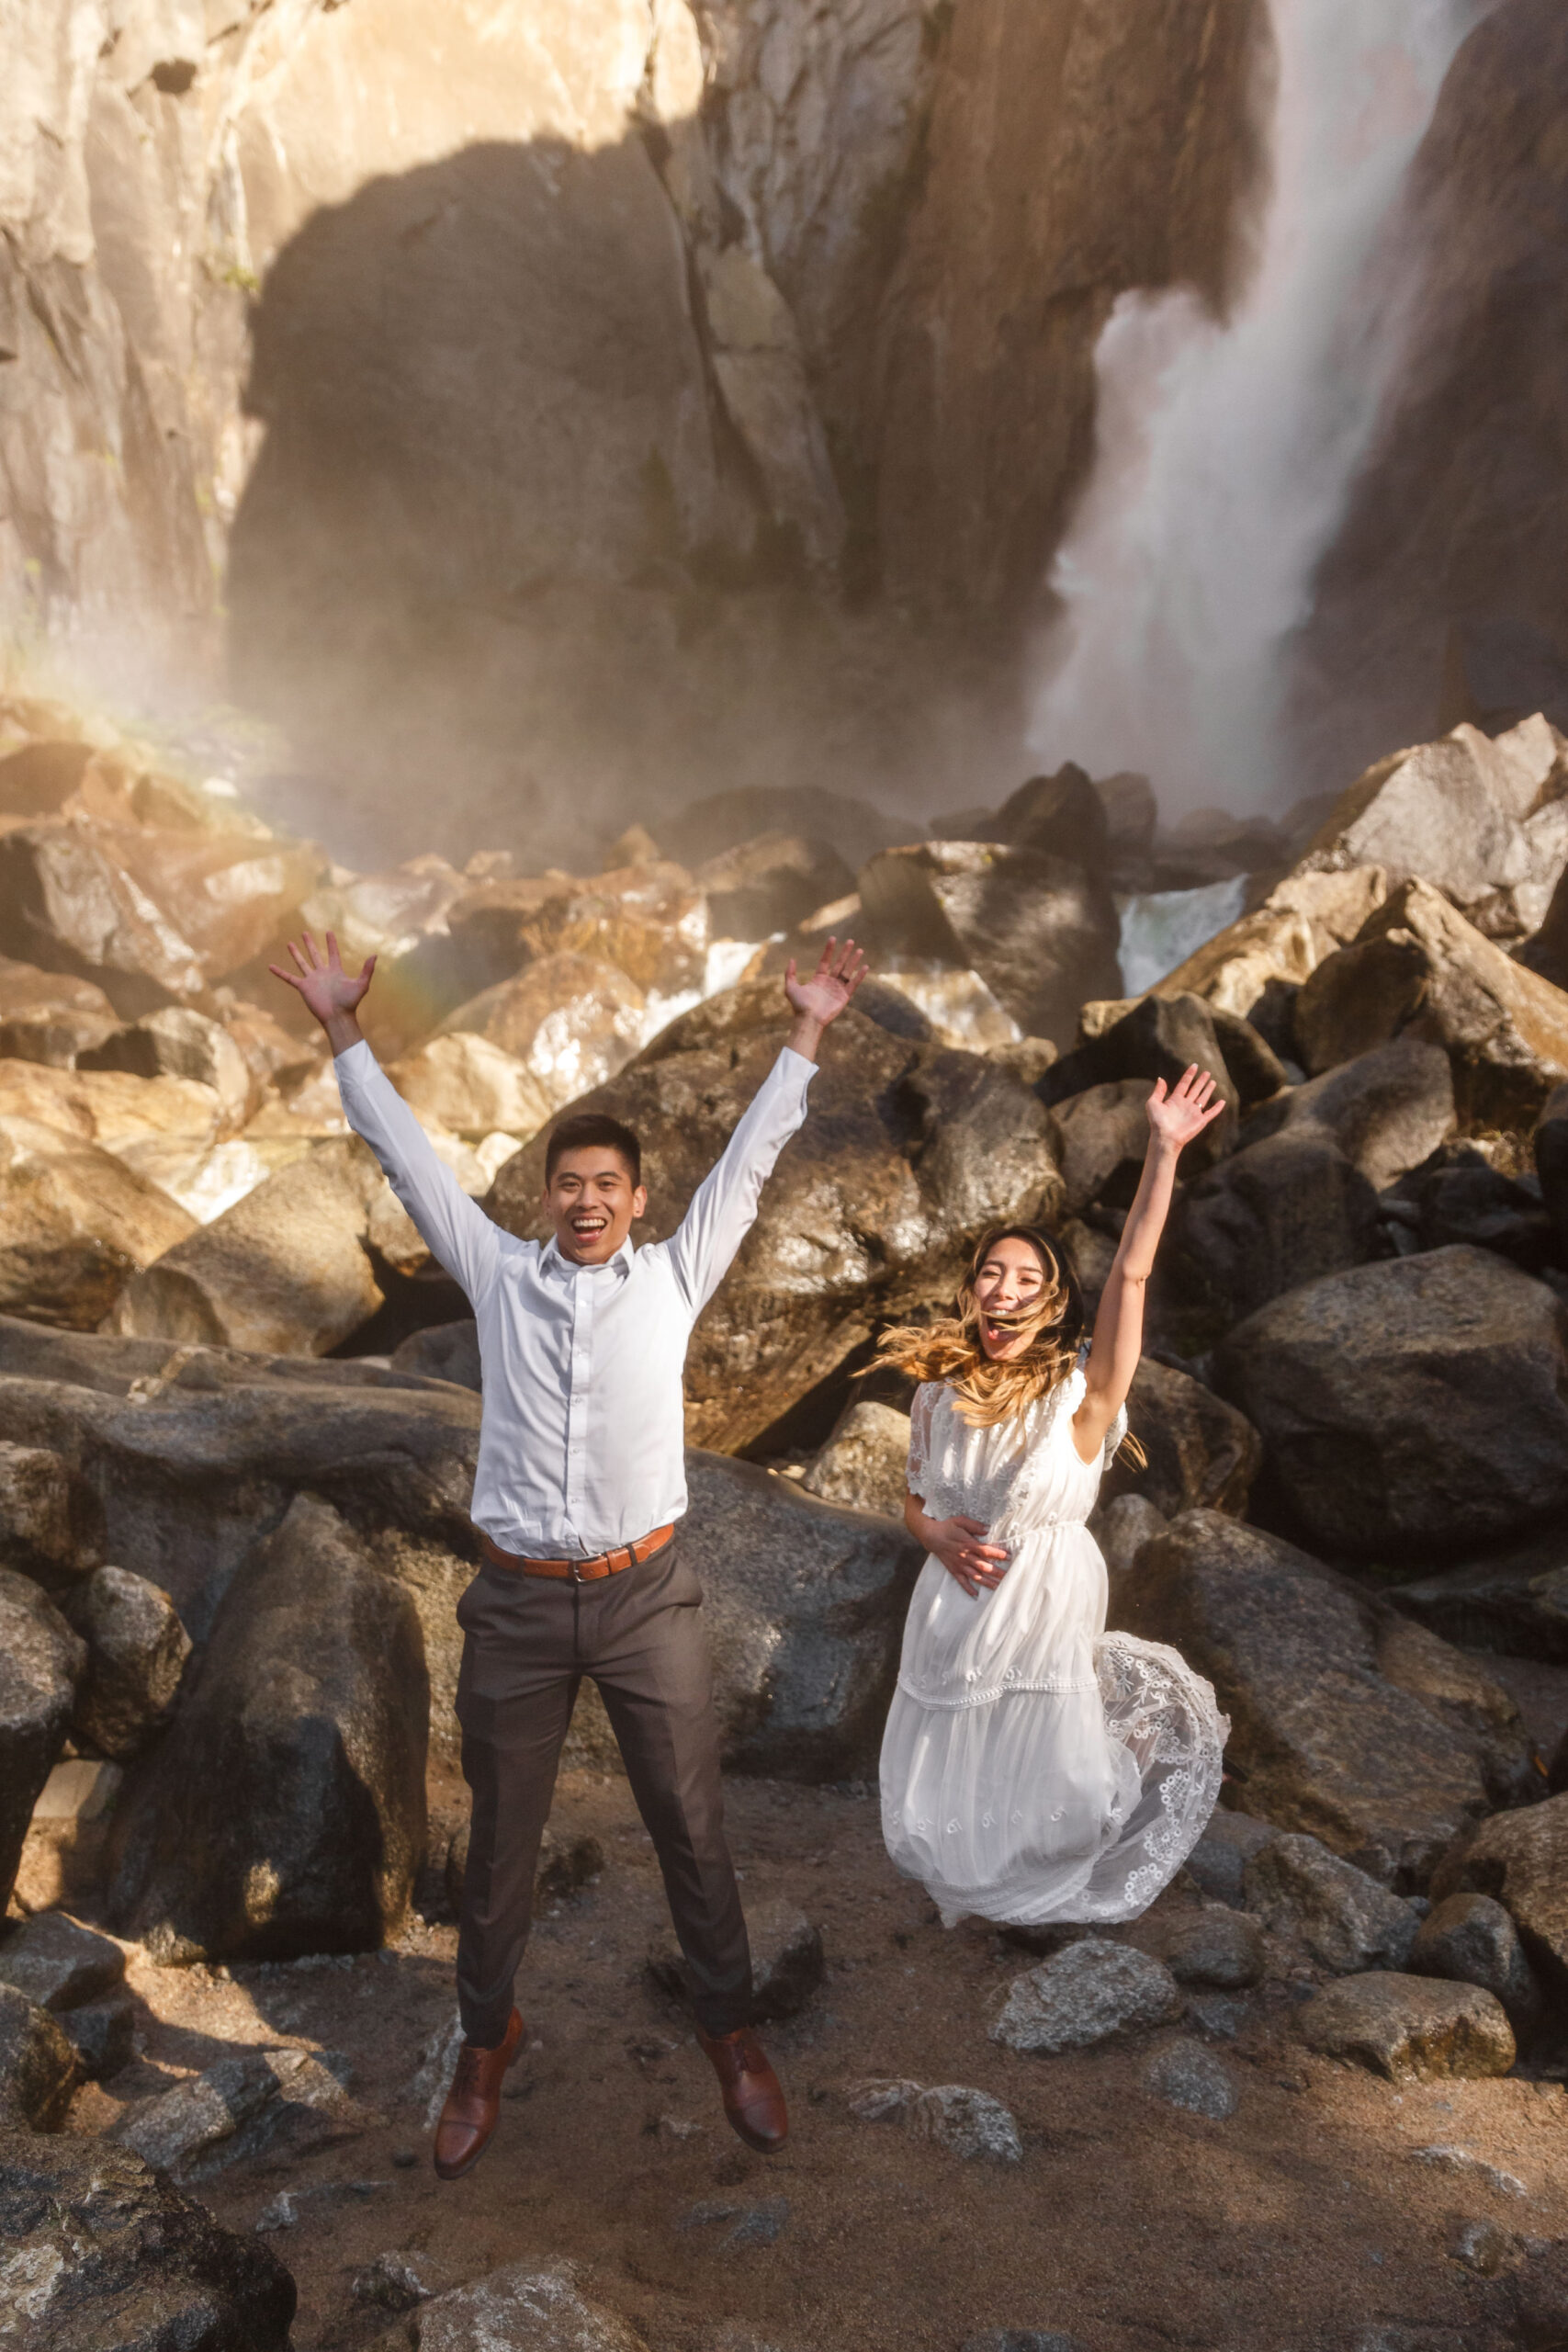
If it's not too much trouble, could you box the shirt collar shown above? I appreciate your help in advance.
[539,1234,636,1280]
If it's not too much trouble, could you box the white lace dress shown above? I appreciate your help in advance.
[880,1372,1228,1928]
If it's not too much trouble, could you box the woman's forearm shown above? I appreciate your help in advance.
[1113,1134,1181,1283]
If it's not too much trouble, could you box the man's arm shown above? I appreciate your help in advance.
[664,936,866,1313]
[270,930,502,1303]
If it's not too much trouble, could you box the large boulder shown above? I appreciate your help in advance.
[1389,1532,1568,1664]
[1409,1893,1545,2041]
[0,1114,197,1329]
[0,1570,85,1910]
[857,841,1122,1044]
[1152,868,1390,1023]
[682,1451,923,1779]
[0,1986,81,2128]
[1115,1511,1533,1886]
[0,2128,296,2348]
[1536,1079,1568,1257]
[1042,990,1287,1151]
[802,1399,912,1521]
[1045,1080,1152,1216]
[107,1136,393,1355]
[1214,1248,1568,1561]
[397,2263,647,2352]
[62,1566,191,1761]
[694,832,856,940]
[1243,1834,1420,1973]
[989,1940,1181,2053]
[387,1033,552,1141]
[1429,1791,1568,2013]
[78,1008,257,1135]
[487,989,1061,1453]
[1295,724,1553,919]
[434,951,648,1113]
[110,1494,428,1962]
[1240,1035,1456,1192]
[445,861,708,999]
[1100,1358,1261,1519]
[1294,878,1568,1127]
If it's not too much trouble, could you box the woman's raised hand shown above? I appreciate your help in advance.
[268,930,376,1035]
[1146,1063,1226,1153]
[929,1514,1010,1600]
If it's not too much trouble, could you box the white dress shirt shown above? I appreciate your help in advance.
[334,1039,816,1555]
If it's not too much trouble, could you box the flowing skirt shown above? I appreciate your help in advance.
[880,1624,1228,1929]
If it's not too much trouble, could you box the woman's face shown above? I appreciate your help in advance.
[971,1235,1053,1360]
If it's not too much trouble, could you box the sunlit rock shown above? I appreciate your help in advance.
[435,951,647,1113]
[0,1114,197,1329]
[389,1032,552,1142]
[299,853,467,967]
[0,954,119,1067]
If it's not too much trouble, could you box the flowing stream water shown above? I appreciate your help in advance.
[1029,0,1485,818]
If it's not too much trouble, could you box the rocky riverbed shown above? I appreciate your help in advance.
[6,687,1568,2348]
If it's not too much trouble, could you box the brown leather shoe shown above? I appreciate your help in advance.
[433,2008,523,2180]
[697,2023,788,2154]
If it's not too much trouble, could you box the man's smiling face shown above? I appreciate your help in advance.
[543,1146,648,1265]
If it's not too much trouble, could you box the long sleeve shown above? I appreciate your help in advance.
[334,1039,502,1304]
[662,1046,815,1314]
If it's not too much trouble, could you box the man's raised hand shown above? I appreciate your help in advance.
[268,930,377,1054]
[783,935,868,1060]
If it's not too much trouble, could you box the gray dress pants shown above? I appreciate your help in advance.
[452,1531,753,2047]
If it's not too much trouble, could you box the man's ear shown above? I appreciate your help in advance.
[632,1183,649,1223]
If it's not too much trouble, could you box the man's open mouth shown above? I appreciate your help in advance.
[570,1214,609,1237]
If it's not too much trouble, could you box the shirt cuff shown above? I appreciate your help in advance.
[775,1046,818,1088]
[333,1038,378,1076]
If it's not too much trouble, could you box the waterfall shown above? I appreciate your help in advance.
[1029,0,1484,816]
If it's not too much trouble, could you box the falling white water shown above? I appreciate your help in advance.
[1030,0,1484,815]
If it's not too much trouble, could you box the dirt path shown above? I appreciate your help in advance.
[61,1767,1568,2352]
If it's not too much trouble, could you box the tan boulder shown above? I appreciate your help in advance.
[0,956,119,1067]
[1154,867,1390,1022]
[299,854,468,968]
[1297,724,1547,915]
[107,1136,391,1356]
[435,953,647,1112]
[1295,876,1568,1126]
[389,1033,552,1142]
[447,862,707,997]
[0,1115,196,1329]
[79,1008,258,1135]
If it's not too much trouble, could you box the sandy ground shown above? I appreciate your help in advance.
[60,1755,1568,2352]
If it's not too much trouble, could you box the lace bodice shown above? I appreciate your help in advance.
[906,1372,1127,1534]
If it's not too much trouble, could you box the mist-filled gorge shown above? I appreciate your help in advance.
[5,8,1568,2352]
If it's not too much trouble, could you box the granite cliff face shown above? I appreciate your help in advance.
[1290,0,1568,789]
[2,0,1261,855]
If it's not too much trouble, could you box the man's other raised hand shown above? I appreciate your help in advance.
[783,935,869,1062]
[268,930,377,1057]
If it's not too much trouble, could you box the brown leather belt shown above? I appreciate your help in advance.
[478,1523,675,1582]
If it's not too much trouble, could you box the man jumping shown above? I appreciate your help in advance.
[272,928,866,2178]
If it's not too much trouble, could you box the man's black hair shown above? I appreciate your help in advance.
[545,1111,643,1188]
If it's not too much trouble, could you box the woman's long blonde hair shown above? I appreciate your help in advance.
[873,1225,1088,1430]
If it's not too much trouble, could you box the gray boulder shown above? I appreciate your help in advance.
[0,1984,80,2128]
[990,1939,1181,2054]
[62,1993,136,2083]
[63,1565,191,1759]
[1182,1809,1279,1907]
[1101,1356,1261,1519]
[112,2052,282,2177]
[1536,1078,1568,1257]
[446,1817,604,1917]
[390,1316,482,1391]
[0,1439,103,1588]
[1213,1247,1568,1560]
[1144,1907,1265,1989]
[1166,1124,1382,1335]
[1046,1080,1152,1216]
[849,2076,1022,2163]
[857,840,1122,1044]
[489,991,1062,1453]
[1244,1835,1421,1973]
[802,1398,911,1521]
[1297,1973,1515,2083]
[1429,1791,1568,2013]
[1240,1035,1456,1192]
[0,1567,85,1909]
[1141,2038,1238,2119]
[110,1495,428,1962]
[0,2127,296,2348]
[1115,1512,1532,1885]
[1410,1892,1545,2041]
[1092,1493,1167,1589]
[0,1912,125,2012]
[398,2262,648,2352]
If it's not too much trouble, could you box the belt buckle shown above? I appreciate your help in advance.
[568,1557,584,1584]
